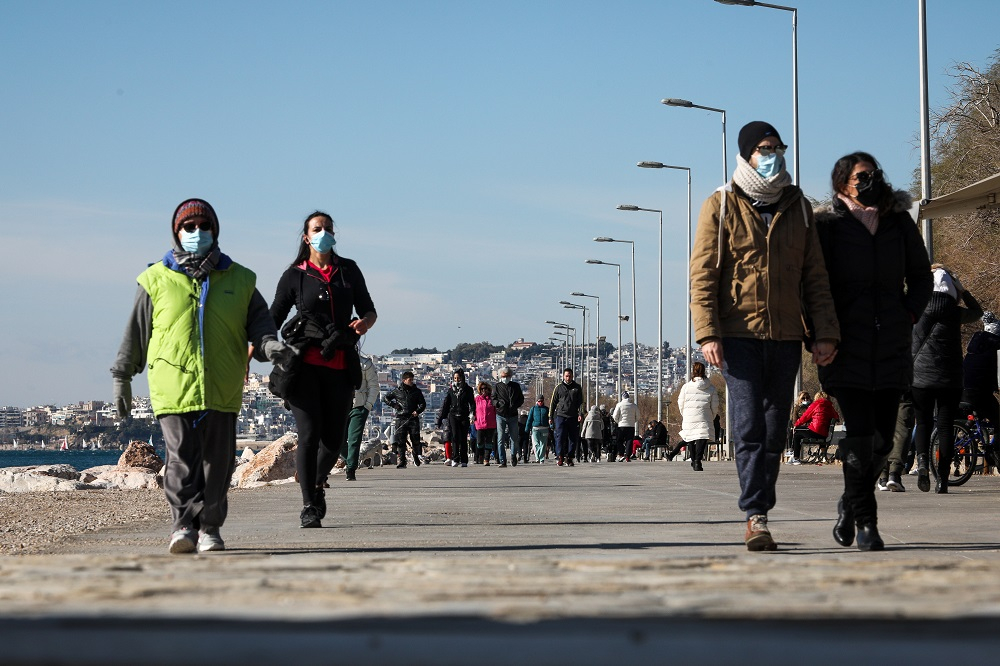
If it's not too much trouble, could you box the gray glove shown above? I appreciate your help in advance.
[113,377,132,419]
[264,339,299,371]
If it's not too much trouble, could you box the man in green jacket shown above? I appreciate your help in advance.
[111,198,296,554]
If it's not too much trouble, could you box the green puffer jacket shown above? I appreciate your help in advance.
[138,260,256,415]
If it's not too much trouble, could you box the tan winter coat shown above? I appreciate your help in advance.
[690,183,840,345]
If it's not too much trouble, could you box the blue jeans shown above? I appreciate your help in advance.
[554,416,579,458]
[721,337,801,519]
[496,415,519,464]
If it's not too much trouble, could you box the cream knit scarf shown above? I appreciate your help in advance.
[732,154,792,205]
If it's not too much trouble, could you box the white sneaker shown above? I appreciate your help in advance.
[168,527,197,554]
[450,460,458,467]
[197,528,225,552]
[876,478,890,492]
[790,458,802,466]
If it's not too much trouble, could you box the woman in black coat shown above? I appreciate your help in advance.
[270,211,377,528]
[815,152,932,551]
[911,264,983,494]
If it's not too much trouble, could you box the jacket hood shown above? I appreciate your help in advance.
[814,189,913,224]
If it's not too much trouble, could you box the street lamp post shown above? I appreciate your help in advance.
[572,292,601,406]
[634,162,694,404]
[613,205,662,421]
[561,302,589,401]
[548,336,567,372]
[586,259,622,396]
[714,0,799,186]
[549,322,576,377]
[594,237,637,403]
[661,98,727,184]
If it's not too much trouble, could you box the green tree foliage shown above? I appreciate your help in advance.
[449,341,505,363]
[389,347,440,354]
[924,49,1000,314]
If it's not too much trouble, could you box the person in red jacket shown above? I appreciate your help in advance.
[790,391,840,464]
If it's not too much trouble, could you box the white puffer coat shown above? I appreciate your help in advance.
[678,377,719,442]
[611,397,639,429]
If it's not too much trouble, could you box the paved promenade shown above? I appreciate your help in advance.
[3,459,1000,664]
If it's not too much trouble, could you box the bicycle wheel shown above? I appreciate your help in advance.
[930,421,978,486]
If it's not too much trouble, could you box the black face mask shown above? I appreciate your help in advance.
[854,169,885,207]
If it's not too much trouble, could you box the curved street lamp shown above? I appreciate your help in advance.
[572,291,601,406]
[586,259,622,395]
[661,98,727,184]
[595,235,638,405]
[560,301,589,399]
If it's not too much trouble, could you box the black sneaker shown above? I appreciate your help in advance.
[346,468,356,481]
[413,456,421,467]
[300,505,322,529]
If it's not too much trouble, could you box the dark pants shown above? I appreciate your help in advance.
[287,364,354,505]
[615,426,635,460]
[554,416,579,458]
[962,388,999,432]
[690,439,708,462]
[342,406,369,471]
[912,386,963,469]
[159,410,237,532]
[828,388,899,525]
[449,417,470,464]
[477,428,497,463]
[721,338,801,519]
[790,426,820,460]
[393,417,421,464]
[886,396,914,476]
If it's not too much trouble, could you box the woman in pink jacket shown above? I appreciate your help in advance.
[475,381,499,466]
[790,391,840,464]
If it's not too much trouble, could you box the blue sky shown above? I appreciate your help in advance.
[1,0,995,407]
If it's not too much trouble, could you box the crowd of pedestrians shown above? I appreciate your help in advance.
[113,120,995,557]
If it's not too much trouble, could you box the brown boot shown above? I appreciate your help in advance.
[744,514,777,551]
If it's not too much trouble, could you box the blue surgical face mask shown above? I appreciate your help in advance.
[309,229,336,254]
[755,153,784,179]
[179,229,214,255]
[500,377,510,384]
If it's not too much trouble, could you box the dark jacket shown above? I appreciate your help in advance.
[438,382,475,425]
[913,290,984,390]
[384,383,426,421]
[269,256,376,343]
[651,421,668,447]
[549,381,584,420]
[964,330,1000,392]
[814,194,932,391]
[492,380,524,418]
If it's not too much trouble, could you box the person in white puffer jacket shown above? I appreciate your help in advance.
[343,354,380,480]
[678,362,720,471]
[611,392,639,462]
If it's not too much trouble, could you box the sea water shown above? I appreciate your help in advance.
[0,449,152,469]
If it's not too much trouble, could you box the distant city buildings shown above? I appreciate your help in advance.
[0,340,703,443]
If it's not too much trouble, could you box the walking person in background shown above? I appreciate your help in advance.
[549,368,584,467]
[611,391,639,462]
[814,152,932,550]
[790,391,840,465]
[270,210,377,529]
[385,371,426,469]
[517,410,530,464]
[690,121,840,551]
[581,405,604,464]
[492,367,524,467]
[912,265,983,494]
[677,362,719,471]
[524,396,550,463]
[112,198,296,553]
[962,312,1000,467]
[438,369,475,468]
[343,353,379,481]
[474,381,498,466]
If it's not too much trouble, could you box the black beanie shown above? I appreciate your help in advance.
[738,121,783,161]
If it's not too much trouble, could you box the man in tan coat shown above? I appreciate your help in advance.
[690,121,839,551]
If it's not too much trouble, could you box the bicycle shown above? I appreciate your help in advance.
[930,405,995,486]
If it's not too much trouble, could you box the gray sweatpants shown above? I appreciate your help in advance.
[159,410,237,532]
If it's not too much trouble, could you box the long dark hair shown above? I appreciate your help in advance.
[291,210,336,266]
[831,152,896,215]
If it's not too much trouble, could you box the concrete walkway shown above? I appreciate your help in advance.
[3,459,1000,664]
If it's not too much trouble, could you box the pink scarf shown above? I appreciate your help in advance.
[837,193,879,235]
